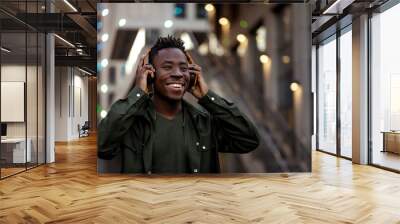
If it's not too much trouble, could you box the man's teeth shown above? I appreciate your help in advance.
[169,83,183,88]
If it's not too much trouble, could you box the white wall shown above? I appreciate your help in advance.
[55,67,89,141]
[1,64,46,164]
[1,66,27,141]
[55,67,68,141]
[1,65,36,137]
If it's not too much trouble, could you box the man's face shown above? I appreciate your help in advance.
[152,48,190,101]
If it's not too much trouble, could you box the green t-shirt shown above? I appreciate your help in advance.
[152,111,191,173]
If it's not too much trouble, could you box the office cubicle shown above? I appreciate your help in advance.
[0,1,46,179]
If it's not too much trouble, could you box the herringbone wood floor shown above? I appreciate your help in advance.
[1,134,400,223]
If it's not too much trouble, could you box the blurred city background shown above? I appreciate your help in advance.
[97,3,312,173]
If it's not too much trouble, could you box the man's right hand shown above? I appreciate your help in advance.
[134,50,155,93]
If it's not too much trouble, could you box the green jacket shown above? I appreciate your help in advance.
[98,87,260,174]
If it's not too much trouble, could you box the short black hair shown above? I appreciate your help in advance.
[149,35,186,65]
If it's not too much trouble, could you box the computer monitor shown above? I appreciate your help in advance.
[1,123,7,137]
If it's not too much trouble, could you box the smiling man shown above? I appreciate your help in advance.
[98,36,260,174]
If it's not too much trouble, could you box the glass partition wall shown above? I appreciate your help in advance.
[317,35,337,155]
[339,27,352,159]
[370,2,400,171]
[316,0,400,172]
[316,26,352,159]
[0,1,46,179]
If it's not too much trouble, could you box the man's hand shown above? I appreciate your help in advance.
[186,53,209,99]
[135,50,155,93]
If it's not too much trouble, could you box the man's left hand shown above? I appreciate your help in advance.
[188,63,209,99]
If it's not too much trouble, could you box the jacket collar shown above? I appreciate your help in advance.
[144,97,208,123]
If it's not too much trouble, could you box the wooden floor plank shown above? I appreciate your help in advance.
[0,134,400,223]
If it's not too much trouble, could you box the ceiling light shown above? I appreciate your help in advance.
[101,59,109,68]
[198,43,208,56]
[282,55,290,64]
[118,18,126,27]
[100,110,107,118]
[219,17,229,26]
[54,34,75,48]
[259,54,270,64]
[205,4,215,12]
[236,34,247,43]
[290,82,300,92]
[164,20,173,28]
[100,84,108,93]
[101,8,109,17]
[101,33,109,42]
[1,47,11,53]
[256,26,267,52]
[322,0,351,15]
[78,67,92,76]
[63,0,78,12]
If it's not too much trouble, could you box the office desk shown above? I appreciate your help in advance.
[382,131,400,154]
[1,138,32,163]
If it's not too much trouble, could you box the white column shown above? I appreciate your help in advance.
[45,0,56,163]
[46,33,55,163]
[352,14,369,164]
